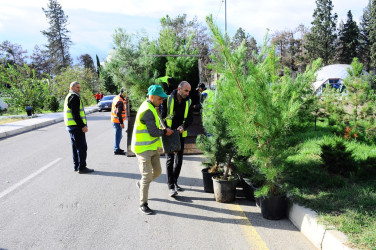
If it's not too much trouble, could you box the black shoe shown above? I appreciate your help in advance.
[175,184,183,191]
[119,149,125,152]
[139,203,153,215]
[74,168,78,172]
[136,181,140,189]
[78,167,94,174]
[169,189,178,197]
[114,150,126,155]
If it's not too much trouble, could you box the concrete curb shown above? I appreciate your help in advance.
[288,203,353,249]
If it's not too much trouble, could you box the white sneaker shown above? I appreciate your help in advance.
[169,189,178,197]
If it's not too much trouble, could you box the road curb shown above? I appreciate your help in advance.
[288,203,353,249]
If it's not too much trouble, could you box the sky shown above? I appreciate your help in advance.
[0,0,370,64]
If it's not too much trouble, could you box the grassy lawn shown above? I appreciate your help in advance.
[0,117,26,124]
[286,122,376,250]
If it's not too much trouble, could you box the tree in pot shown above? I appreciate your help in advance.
[196,88,246,201]
[206,15,320,218]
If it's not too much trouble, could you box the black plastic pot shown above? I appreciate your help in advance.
[260,194,287,220]
[242,178,255,201]
[212,176,237,203]
[201,167,218,193]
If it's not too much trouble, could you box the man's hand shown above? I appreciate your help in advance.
[120,124,125,129]
[177,125,184,134]
[165,128,174,136]
[82,126,88,133]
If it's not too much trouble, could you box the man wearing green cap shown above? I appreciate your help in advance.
[131,85,174,215]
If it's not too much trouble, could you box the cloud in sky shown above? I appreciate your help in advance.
[0,0,370,62]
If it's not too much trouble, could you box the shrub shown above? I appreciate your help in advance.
[320,140,356,177]
[46,96,59,112]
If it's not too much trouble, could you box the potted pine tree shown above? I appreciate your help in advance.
[206,16,320,218]
[196,89,246,202]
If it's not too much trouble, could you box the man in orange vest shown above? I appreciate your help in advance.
[111,88,127,155]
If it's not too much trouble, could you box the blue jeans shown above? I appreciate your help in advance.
[113,122,123,151]
[68,128,87,170]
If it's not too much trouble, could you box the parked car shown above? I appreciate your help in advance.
[97,95,115,111]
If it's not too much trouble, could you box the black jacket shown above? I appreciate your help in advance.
[67,93,86,128]
[162,89,193,130]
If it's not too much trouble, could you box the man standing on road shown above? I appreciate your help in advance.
[162,81,193,197]
[111,88,127,155]
[64,81,94,174]
[131,85,174,215]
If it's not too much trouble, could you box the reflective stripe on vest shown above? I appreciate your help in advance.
[131,101,162,154]
[64,93,87,126]
[166,96,191,137]
[111,95,126,123]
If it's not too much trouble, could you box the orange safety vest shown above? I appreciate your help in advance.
[111,95,126,123]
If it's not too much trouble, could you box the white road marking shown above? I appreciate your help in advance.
[0,158,62,199]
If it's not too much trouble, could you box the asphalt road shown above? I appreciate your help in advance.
[0,111,316,250]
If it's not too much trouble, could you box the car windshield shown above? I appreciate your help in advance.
[102,96,115,101]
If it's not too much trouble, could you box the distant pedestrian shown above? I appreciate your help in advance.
[99,92,104,100]
[64,81,94,174]
[162,81,193,197]
[94,92,101,103]
[112,88,127,155]
[132,85,174,215]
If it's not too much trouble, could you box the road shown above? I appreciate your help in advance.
[0,111,316,250]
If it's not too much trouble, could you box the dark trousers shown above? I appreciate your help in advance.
[68,128,87,170]
[166,135,185,189]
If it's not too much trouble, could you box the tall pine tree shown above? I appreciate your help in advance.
[42,0,72,74]
[359,1,372,70]
[336,11,359,64]
[305,0,338,65]
[370,0,376,69]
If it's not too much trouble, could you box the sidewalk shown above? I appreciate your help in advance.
[0,107,354,249]
[0,106,98,139]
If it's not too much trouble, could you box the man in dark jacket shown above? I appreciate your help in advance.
[162,81,193,197]
[64,81,94,174]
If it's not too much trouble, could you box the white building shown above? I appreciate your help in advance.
[312,64,352,95]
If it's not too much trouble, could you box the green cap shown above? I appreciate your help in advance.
[147,85,168,98]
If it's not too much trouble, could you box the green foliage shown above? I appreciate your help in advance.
[320,140,357,177]
[104,29,157,110]
[358,1,372,70]
[53,66,99,106]
[100,69,117,94]
[159,14,200,85]
[305,0,338,65]
[336,11,360,64]
[46,95,59,112]
[41,0,72,74]
[0,64,50,112]
[196,91,245,179]
[206,15,320,197]
[370,0,376,68]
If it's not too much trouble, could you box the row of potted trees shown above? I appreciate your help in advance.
[195,16,321,220]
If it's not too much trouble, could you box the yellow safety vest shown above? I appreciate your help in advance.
[165,96,191,137]
[131,100,162,154]
[111,95,126,123]
[64,92,87,126]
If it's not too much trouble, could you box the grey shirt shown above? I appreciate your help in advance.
[140,100,165,137]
